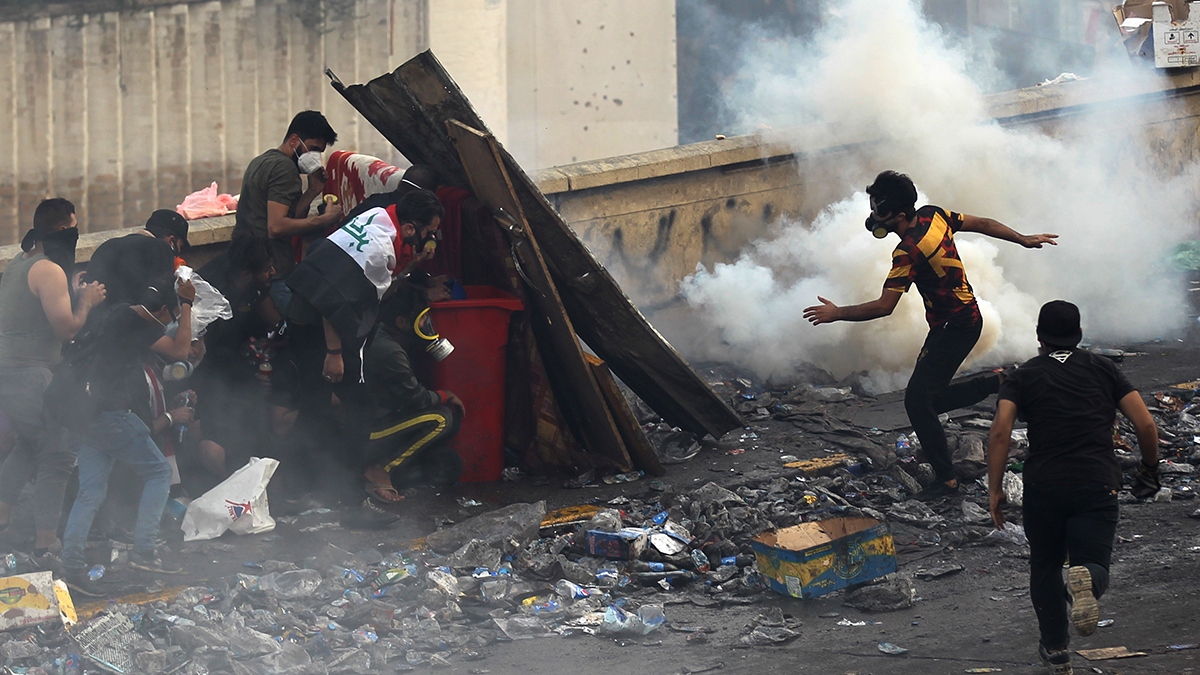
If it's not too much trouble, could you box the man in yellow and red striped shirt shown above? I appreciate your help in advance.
[804,171,1058,500]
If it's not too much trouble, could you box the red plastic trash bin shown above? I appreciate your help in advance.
[427,286,524,482]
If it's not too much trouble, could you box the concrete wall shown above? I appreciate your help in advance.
[7,69,1200,298]
[0,0,418,245]
[0,0,679,245]
[505,0,678,169]
[533,69,1200,307]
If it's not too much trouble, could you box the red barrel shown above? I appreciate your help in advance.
[427,286,524,482]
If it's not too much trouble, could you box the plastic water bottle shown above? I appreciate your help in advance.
[895,434,911,455]
[88,565,105,581]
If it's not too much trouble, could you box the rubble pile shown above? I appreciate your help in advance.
[1,374,1197,672]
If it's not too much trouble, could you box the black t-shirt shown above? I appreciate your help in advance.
[998,348,1135,488]
[86,234,176,307]
[85,304,166,412]
[196,254,268,371]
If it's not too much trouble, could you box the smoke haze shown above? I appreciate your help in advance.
[678,0,1199,391]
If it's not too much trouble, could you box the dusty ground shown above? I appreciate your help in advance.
[5,335,1199,674]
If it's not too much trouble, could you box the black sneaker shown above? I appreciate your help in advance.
[63,569,107,598]
[129,551,184,575]
[1066,565,1099,636]
[31,549,63,575]
[340,499,401,530]
[1038,642,1074,675]
[915,480,960,502]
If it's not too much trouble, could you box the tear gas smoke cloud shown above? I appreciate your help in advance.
[678,0,1199,392]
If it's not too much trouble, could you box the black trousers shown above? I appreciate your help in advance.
[904,313,999,483]
[1023,480,1119,650]
[364,405,462,486]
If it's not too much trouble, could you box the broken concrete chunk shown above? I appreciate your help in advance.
[690,482,746,506]
[843,574,916,612]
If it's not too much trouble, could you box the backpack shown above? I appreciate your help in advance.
[44,316,104,430]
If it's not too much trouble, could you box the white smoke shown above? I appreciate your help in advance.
[678,0,1198,390]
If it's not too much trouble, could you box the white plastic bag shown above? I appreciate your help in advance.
[175,266,232,338]
[181,457,279,541]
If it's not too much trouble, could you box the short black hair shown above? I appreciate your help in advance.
[33,198,75,233]
[228,232,273,276]
[378,282,428,332]
[285,110,338,146]
[401,165,441,192]
[138,283,178,313]
[394,189,445,229]
[866,171,918,219]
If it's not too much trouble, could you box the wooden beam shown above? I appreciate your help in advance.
[584,352,666,477]
[445,120,633,471]
[328,52,743,439]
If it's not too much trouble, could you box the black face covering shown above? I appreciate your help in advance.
[21,227,79,269]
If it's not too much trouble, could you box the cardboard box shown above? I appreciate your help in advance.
[1151,0,1200,66]
[751,517,896,599]
[585,528,649,560]
[0,571,62,631]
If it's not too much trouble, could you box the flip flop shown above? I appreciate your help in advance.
[365,482,403,503]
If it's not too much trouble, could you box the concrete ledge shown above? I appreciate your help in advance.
[0,214,235,273]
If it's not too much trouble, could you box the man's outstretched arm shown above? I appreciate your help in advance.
[803,289,901,325]
[959,214,1057,249]
[987,399,1018,529]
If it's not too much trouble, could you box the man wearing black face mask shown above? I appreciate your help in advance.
[232,110,343,316]
[0,198,106,564]
[803,170,1058,501]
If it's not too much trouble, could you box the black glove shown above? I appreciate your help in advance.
[1130,459,1161,499]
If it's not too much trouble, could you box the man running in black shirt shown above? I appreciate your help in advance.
[987,300,1160,675]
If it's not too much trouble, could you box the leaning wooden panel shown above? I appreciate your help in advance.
[584,353,666,477]
[445,120,632,471]
[328,51,743,439]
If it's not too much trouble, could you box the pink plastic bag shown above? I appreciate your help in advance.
[177,182,239,220]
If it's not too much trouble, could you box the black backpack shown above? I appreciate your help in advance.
[44,316,105,430]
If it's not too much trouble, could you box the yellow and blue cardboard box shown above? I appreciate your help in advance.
[752,517,896,599]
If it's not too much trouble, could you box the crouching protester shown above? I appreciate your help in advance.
[987,300,1160,675]
[53,282,198,596]
[342,285,465,528]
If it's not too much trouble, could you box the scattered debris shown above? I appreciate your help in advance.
[1076,646,1147,660]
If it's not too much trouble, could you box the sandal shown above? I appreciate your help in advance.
[365,482,403,503]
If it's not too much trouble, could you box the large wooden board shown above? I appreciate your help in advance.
[445,120,632,471]
[585,353,666,477]
[328,52,743,439]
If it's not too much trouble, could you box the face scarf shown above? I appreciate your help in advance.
[21,227,79,269]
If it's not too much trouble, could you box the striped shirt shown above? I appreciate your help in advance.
[883,205,979,327]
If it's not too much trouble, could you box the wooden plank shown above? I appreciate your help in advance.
[329,50,743,440]
[445,120,632,471]
[584,352,665,477]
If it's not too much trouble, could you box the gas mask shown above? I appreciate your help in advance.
[22,227,79,269]
[864,200,902,239]
[864,215,892,239]
[295,140,323,175]
[412,307,454,362]
[419,229,439,256]
[162,361,194,381]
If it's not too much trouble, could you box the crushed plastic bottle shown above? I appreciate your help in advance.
[603,471,645,485]
[554,579,591,599]
[88,565,105,581]
[895,434,911,455]
[600,604,666,635]
[690,549,711,573]
[256,569,322,600]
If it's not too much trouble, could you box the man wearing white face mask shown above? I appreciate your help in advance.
[233,110,343,314]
